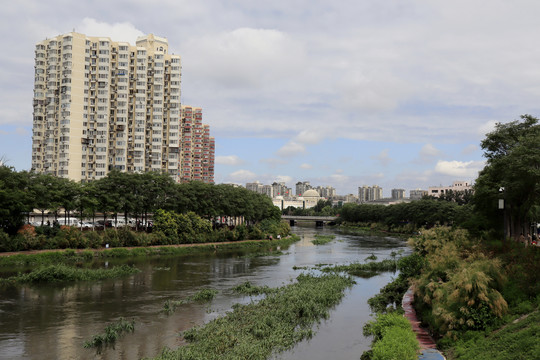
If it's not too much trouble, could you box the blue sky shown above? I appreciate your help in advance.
[2,1,540,196]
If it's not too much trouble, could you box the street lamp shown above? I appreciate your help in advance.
[498,187,507,240]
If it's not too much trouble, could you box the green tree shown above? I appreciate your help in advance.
[57,178,80,224]
[474,115,540,240]
[29,173,57,226]
[0,166,31,234]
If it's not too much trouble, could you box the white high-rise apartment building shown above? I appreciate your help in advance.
[31,33,183,182]
[358,185,383,202]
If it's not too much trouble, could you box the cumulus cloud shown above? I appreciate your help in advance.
[413,143,442,164]
[434,160,484,178]
[295,130,325,145]
[276,141,306,157]
[78,18,145,42]
[227,169,257,183]
[274,175,293,184]
[420,144,442,158]
[215,155,244,166]
[184,27,305,89]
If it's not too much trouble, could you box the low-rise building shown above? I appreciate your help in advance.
[428,181,473,197]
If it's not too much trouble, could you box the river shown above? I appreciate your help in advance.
[0,226,409,360]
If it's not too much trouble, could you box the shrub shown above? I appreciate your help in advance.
[235,224,249,240]
[0,229,16,252]
[55,226,84,248]
[83,231,103,249]
[117,227,139,247]
[103,229,121,247]
[411,227,508,338]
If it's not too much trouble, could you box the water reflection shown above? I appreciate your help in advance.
[0,226,408,360]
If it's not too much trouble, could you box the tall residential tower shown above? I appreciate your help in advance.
[31,32,214,183]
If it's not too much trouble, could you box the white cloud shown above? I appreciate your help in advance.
[420,144,441,158]
[276,141,306,157]
[78,18,145,43]
[300,163,312,170]
[227,169,257,183]
[184,27,305,90]
[215,155,244,166]
[274,175,293,184]
[434,160,484,178]
[478,120,498,137]
[295,130,325,145]
[372,149,392,166]
[413,143,442,164]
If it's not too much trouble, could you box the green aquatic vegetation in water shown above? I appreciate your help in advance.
[320,259,398,278]
[83,318,135,354]
[191,288,218,302]
[0,264,140,286]
[311,234,335,245]
[231,281,276,296]
[365,253,378,261]
[153,273,355,360]
[163,288,219,314]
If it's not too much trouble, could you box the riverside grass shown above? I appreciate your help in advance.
[0,236,300,268]
[153,273,355,360]
[446,310,540,360]
[0,264,140,287]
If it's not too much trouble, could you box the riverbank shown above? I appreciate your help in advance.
[0,226,407,360]
[0,237,299,267]
[402,287,446,360]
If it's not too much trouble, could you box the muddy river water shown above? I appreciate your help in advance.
[0,226,409,360]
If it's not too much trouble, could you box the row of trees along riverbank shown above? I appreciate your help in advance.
[0,170,281,235]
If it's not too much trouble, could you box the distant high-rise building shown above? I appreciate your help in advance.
[315,185,336,199]
[358,185,383,202]
[31,32,214,183]
[272,182,291,197]
[295,181,311,196]
[180,106,214,183]
[246,181,262,193]
[409,189,428,200]
[391,188,405,200]
[246,181,273,197]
